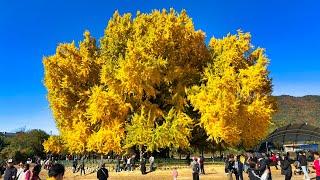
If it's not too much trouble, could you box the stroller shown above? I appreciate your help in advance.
[293,161,310,175]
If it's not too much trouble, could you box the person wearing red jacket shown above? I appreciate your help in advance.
[313,152,320,180]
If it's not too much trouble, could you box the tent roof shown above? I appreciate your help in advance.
[264,123,320,144]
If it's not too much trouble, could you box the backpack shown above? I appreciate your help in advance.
[192,163,200,173]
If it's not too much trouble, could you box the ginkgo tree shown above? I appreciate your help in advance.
[43,9,274,155]
[43,135,65,155]
[187,31,274,148]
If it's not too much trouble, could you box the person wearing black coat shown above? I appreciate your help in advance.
[97,163,109,180]
[225,155,235,180]
[256,156,272,180]
[248,162,260,180]
[234,156,244,180]
[298,152,310,179]
[3,159,17,180]
[280,156,292,180]
[140,157,147,175]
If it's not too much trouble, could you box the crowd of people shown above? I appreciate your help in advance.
[0,158,65,180]
[0,150,320,180]
[224,151,320,180]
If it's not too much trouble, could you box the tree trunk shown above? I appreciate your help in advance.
[100,154,103,167]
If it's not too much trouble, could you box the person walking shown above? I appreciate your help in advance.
[3,159,17,180]
[97,163,109,180]
[80,156,85,175]
[191,157,200,180]
[234,155,244,180]
[280,155,292,180]
[298,152,310,180]
[313,152,320,180]
[149,155,155,172]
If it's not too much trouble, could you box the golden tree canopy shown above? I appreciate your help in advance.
[187,31,274,147]
[43,136,64,154]
[43,9,274,154]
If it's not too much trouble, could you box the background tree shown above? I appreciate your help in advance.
[187,31,274,148]
[0,130,49,162]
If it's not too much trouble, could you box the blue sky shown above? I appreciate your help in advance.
[0,0,319,133]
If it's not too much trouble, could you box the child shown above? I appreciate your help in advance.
[172,167,178,180]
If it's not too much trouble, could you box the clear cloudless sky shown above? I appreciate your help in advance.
[0,0,319,133]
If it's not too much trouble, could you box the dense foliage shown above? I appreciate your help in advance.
[43,9,274,155]
[0,130,49,162]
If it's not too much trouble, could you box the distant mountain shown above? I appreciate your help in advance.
[271,95,320,130]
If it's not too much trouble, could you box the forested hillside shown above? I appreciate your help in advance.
[272,95,320,129]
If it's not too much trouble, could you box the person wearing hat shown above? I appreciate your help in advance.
[3,159,17,180]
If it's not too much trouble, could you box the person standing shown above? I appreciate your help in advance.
[199,156,205,174]
[80,156,85,175]
[149,155,155,172]
[21,164,31,180]
[234,155,244,180]
[140,157,147,175]
[130,155,135,171]
[72,158,77,173]
[298,152,310,180]
[97,163,109,180]
[31,164,41,180]
[172,167,178,180]
[270,153,278,170]
[126,157,131,171]
[225,155,235,180]
[3,159,17,180]
[256,154,272,180]
[121,157,126,171]
[191,157,200,180]
[115,156,120,172]
[280,155,292,180]
[313,152,320,180]
[17,162,24,180]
